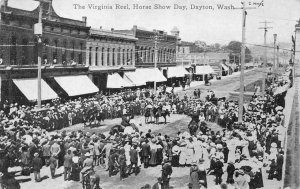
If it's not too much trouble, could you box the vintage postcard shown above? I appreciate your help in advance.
[0,0,299,189]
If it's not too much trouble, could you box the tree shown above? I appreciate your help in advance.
[225,41,252,63]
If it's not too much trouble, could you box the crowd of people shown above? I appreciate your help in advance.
[0,70,291,189]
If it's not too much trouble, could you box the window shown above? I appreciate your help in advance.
[130,49,133,65]
[10,36,17,65]
[101,47,104,66]
[62,41,67,63]
[127,49,129,65]
[107,48,110,66]
[21,38,28,65]
[71,41,75,60]
[79,43,83,64]
[88,47,92,66]
[122,49,125,65]
[95,47,98,66]
[112,48,115,66]
[42,39,49,64]
[53,40,58,64]
[117,48,120,65]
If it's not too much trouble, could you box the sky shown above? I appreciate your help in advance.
[7,0,300,46]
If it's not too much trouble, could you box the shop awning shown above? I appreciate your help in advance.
[13,78,58,101]
[195,65,214,75]
[124,72,146,86]
[221,64,229,71]
[107,73,134,88]
[135,68,167,83]
[167,66,190,78]
[54,75,99,96]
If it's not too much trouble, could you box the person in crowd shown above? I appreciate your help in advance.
[152,177,163,189]
[49,154,57,179]
[189,160,200,189]
[63,149,73,181]
[161,159,172,189]
[128,143,139,176]
[32,153,43,182]
[214,157,224,185]
[118,148,127,181]
[141,139,151,168]
[80,152,94,183]
[226,160,235,184]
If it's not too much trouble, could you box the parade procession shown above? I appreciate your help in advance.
[0,0,300,189]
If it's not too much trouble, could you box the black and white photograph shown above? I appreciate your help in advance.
[0,0,299,188]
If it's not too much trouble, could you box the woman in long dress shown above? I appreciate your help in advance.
[149,139,157,166]
[124,141,131,166]
[189,161,200,189]
[198,158,208,188]
[156,143,163,165]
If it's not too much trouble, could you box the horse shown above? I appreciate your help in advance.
[188,120,199,136]
[153,107,170,124]
[84,109,105,128]
[144,108,154,124]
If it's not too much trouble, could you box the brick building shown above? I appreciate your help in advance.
[86,28,137,91]
[116,25,179,68]
[0,0,93,103]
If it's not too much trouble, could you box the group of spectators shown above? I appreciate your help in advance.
[0,70,292,189]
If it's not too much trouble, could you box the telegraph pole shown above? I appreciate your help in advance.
[259,21,272,94]
[277,45,279,68]
[36,0,43,109]
[238,1,255,122]
[154,33,158,94]
[273,33,277,83]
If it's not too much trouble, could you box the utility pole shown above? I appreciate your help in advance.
[277,45,279,68]
[154,33,158,94]
[273,33,277,83]
[259,21,272,94]
[237,1,255,122]
[34,0,44,109]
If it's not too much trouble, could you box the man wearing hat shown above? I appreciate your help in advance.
[128,144,139,176]
[152,177,163,189]
[226,161,235,183]
[162,159,172,189]
[80,152,94,183]
[141,139,151,168]
[32,153,43,182]
[189,160,200,189]
[214,157,224,185]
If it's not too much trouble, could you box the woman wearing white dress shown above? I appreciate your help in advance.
[186,138,195,165]
[124,141,131,166]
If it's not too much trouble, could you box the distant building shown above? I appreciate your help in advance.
[0,0,90,103]
[116,26,179,68]
[86,28,137,90]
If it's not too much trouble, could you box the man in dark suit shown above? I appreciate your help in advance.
[128,144,139,175]
[276,150,284,181]
[214,158,224,185]
[32,153,43,182]
[63,150,73,181]
[141,140,151,168]
[152,177,163,189]
[162,159,172,189]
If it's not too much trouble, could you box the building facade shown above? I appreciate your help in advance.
[0,0,89,102]
[116,26,179,68]
[86,28,137,90]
